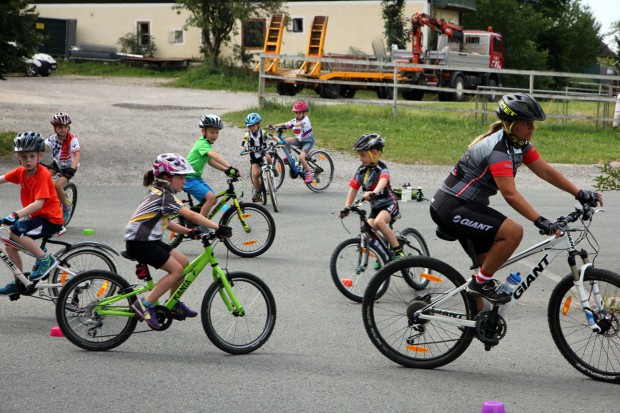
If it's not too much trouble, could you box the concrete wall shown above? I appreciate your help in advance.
[33,1,464,61]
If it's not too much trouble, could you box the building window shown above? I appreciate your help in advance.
[137,21,151,46]
[169,29,184,44]
[242,19,265,49]
[289,17,303,33]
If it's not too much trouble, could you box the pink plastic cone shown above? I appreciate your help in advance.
[50,326,64,337]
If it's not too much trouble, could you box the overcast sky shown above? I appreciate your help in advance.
[581,0,619,49]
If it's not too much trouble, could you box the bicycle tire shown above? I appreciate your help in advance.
[399,228,431,290]
[305,149,334,193]
[219,202,276,258]
[162,213,188,248]
[362,256,476,369]
[49,247,119,300]
[272,153,285,190]
[548,268,620,383]
[201,271,276,354]
[56,269,137,351]
[264,169,279,213]
[329,237,389,303]
[62,182,78,226]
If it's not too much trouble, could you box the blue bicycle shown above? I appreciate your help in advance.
[266,127,334,193]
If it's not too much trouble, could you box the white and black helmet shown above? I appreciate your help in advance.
[199,114,223,129]
[14,131,45,152]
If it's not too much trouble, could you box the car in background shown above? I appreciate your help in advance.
[26,52,57,77]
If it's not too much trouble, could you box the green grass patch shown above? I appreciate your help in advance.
[58,60,185,78]
[223,101,620,165]
[0,131,16,157]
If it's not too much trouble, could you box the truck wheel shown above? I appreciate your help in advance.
[439,75,465,102]
[317,84,341,99]
[376,83,393,100]
[340,87,356,99]
[276,82,297,96]
[486,78,499,102]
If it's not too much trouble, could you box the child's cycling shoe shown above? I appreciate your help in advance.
[466,277,511,304]
[304,170,314,183]
[131,299,162,330]
[252,192,262,203]
[392,248,406,259]
[0,282,18,295]
[170,301,198,320]
[62,205,72,223]
[29,254,56,281]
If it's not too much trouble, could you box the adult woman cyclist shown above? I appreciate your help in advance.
[430,93,602,304]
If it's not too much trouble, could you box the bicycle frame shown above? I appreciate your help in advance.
[93,236,243,318]
[415,211,604,331]
[1,227,118,298]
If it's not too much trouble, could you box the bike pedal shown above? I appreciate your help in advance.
[8,293,21,302]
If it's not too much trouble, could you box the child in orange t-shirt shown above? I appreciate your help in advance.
[0,132,63,295]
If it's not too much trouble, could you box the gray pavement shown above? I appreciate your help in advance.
[1,183,619,413]
[1,76,618,412]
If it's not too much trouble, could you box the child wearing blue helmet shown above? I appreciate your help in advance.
[241,113,278,203]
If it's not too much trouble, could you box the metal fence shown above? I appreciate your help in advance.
[257,53,620,127]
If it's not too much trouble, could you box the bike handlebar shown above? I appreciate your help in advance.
[538,204,597,235]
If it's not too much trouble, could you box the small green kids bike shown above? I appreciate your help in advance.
[55,230,276,354]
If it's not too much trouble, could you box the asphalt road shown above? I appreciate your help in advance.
[1,76,619,412]
[1,183,619,413]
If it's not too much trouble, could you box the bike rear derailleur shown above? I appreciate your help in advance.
[474,309,507,351]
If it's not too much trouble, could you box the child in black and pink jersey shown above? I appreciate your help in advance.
[45,112,80,224]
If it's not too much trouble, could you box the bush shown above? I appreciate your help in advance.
[117,32,157,57]
[594,163,620,191]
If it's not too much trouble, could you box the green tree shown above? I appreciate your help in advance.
[535,0,601,77]
[462,0,549,87]
[381,0,410,50]
[0,0,43,80]
[174,0,284,66]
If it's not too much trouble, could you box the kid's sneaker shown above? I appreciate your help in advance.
[304,170,314,183]
[0,282,18,295]
[170,301,198,320]
[29,254,56,281]
[131,299,162,330]
[62,204,72,223]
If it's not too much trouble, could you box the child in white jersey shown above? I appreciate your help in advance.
[241,112,279,202]
[126,153,232,330]
[45,112,80,224]
[269,100,315,183]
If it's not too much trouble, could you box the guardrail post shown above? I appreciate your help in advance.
[258,55,266,109]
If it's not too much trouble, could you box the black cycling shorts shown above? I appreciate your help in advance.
[125,240,173,269]
[430,190,506,256]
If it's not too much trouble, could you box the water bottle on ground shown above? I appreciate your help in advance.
[500,272,522,295]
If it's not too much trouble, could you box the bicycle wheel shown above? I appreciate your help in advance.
[56,269,137,351]
[362,256,477,369]
[49,247,119,300]
[399,228,431,290]
[329,237,389,303]
[201,271,276,354]
[305,149,334,193]
[162,213,188,248]
[548,268,620,383]
[63,182,77,225]
[263,169,279,213]
[272,153,285,190]
[220,202,276,258]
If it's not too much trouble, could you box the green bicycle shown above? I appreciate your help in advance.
[55,230,277,354]
[163,176,276,258]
